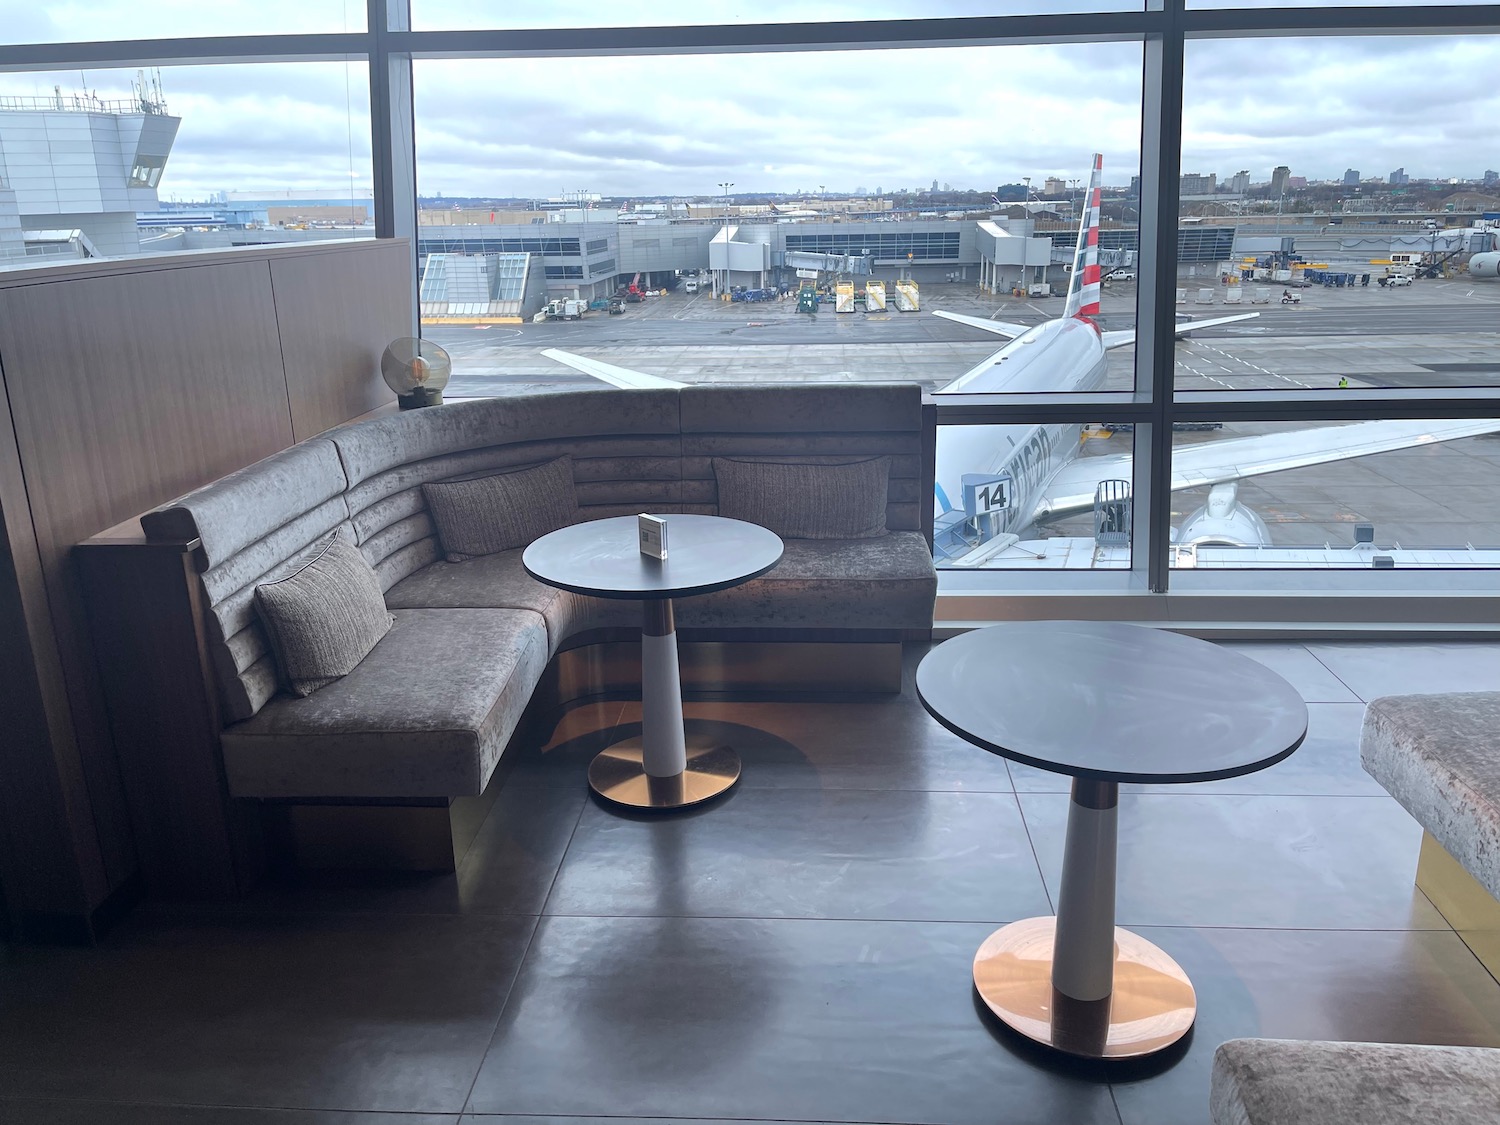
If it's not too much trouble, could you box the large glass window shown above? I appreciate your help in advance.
[5,1,1498,600]
[0,62,372,268]
[0,1,364,45]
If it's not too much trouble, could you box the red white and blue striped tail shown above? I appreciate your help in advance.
[1063,153,1104,321]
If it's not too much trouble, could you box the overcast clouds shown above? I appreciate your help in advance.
[2,3,1498,200]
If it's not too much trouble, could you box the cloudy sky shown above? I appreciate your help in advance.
[2,3,1497,200]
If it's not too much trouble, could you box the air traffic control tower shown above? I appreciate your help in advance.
[0,79,180,267]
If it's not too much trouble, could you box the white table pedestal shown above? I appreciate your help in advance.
[586,598,741,810]
[971,779,1197,1059]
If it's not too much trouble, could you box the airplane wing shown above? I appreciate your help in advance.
[541,348,687,389]
[1099,311,1262,351]
[932,310,1031,340]
[1030,419,1500,522]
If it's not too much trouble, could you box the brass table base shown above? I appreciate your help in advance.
[588,737,741,810]
[973,916,1197,1059]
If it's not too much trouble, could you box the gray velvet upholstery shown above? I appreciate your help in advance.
[383,547,640,653]
[221,609,548,799]
[253,533,394,697]
[1210,1038,1500,1125]
[141,384,935,804]
[675,532,936,631]
[423,455,579,561]
[1361,691,1500,899]
[142,440,348,568]
[713,456,891,540]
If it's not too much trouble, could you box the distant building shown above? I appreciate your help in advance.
[1343,169,1360,187]
[1043,177,1066,196]
[1390,167,1410,186]
[931,179,939,193]
[1128,175,1140,198]
[1287,176,1307,189]
[1228,170,1250,194]
[0,88,180,264]
[1270,165,1291,195]
[1180,172,1217,195]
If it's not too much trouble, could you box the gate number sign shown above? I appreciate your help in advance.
[962,473,1012,518]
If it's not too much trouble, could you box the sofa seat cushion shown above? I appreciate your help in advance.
[674,531,936,631]
[382,548,639,652]
[1210,1038,1500,1125]
[1360,691,1500,899]
[221,608,548,799]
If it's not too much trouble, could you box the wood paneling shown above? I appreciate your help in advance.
[269,241,406,441]
[0,240,411,925]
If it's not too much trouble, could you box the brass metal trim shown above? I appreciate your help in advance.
[1416,830,1500,983]
[642,598,675,637]
[1071,777,1119,810]
[588,736,741,810]
[972,915,1196,1059]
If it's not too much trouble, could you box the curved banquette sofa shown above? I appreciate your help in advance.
[109,383,936,883]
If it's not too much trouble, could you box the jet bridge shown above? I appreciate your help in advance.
[782,250,871,275]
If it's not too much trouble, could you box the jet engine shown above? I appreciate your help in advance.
[1470,252,1500,281]
[1175,482,1272,547]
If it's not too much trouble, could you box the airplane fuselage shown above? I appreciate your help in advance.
[932,317,1110,554]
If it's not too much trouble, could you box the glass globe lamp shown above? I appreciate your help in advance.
[381,338,452,410]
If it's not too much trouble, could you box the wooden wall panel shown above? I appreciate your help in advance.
[0,259,295,897]
[269,240,406,441]
[0,240,411,929]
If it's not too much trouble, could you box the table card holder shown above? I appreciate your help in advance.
[638,514,668,559]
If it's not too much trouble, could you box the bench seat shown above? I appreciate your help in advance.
[383,547,640,653]
[222,608,548,799]
[1211,1038,1500,1125]
[1360,691,1500,900]
[674,532,936,632]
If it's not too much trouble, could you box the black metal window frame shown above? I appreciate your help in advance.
[5,0,1499,611]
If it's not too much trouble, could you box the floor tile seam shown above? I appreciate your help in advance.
[0,1091,460,1117]
[1301,647,1369,703]
[1104,1083,1128,1125]
[501,782,1025,795]
[131,904,551,923]
[462,779,597,1116]
[534,911,1456,932]
[1008,785,1057,915]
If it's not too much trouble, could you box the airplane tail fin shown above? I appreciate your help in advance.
[1062,153,1104,321]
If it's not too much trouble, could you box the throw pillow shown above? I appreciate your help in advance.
[422,455,579,562]
[254,533,394,698]
[713,456,890,539]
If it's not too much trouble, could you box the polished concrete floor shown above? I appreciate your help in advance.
[3,639,1500,1124]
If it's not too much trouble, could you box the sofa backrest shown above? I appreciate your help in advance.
[140,383,928,725]
[140,440,354,722]
[680,384,925,533]
[326,389,684,590]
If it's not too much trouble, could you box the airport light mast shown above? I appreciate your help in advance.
[717,180,734,299]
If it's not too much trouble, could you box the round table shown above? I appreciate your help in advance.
[523,514,783,810]
[916,620,1307,1060]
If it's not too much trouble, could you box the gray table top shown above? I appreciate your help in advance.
[916,621,1308,784]
[522,514,784,600]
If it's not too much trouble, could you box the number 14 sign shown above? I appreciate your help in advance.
[962,473,1012,518]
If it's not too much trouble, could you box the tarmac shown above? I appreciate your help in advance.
[430,278,1500,560]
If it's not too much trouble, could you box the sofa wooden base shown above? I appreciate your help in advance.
[549,639,904,705]
[1417,830,1500,983]
[261,777,502,873]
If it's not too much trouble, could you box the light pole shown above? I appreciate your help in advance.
[717,180,734,298]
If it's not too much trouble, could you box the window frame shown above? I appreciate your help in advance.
[4,0,1499,625]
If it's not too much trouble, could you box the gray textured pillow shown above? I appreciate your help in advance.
[713,456,890,539]
[253,533,394,698]
[422,456,578,562]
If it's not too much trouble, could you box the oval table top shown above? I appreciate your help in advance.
[916,621,1308,784]
[522,514,784,600]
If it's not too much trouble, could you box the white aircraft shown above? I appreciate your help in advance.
[543,154,1500,564]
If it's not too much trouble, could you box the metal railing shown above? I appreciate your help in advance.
[0,93,167,115]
